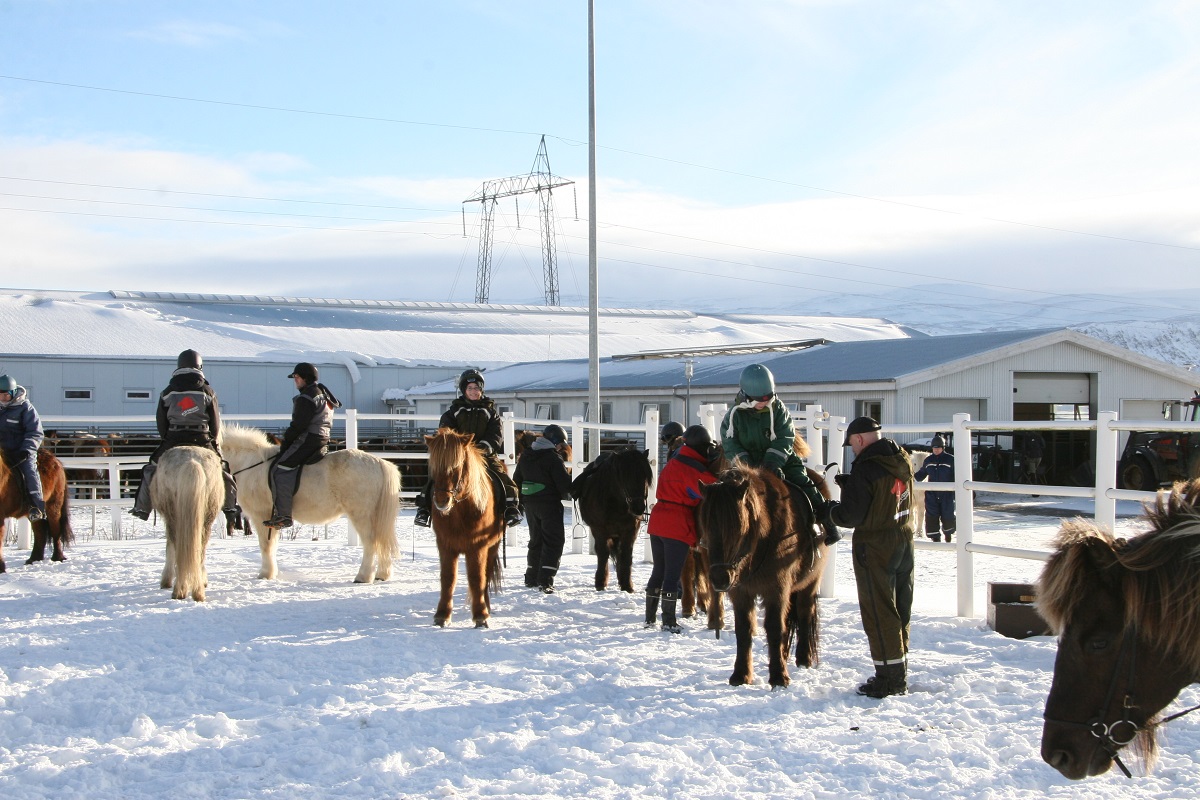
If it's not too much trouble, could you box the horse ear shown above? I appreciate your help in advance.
[643,448,650,459]
[424,434,435,445]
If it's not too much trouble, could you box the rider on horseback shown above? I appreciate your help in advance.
[263,362,341,529]
[130,350,242,529]
[414,369,522,529]
[720,364,840,545]
[0,375,46,521]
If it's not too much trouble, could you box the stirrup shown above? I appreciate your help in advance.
[503,505,523,527]
[413,508,432,528]
[28,506,46,522]
[263,515,293,529]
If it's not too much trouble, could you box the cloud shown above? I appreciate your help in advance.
[126,20,254,48]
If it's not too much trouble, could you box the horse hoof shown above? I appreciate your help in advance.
[474,620,489,629]
[0,561,6,574]
[434,617,449,627]
[24,557,42,565]
[729,675,750,686]
[52,554,66,562]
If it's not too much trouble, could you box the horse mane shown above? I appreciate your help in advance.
[219,423,278,455]
[707,462,793,543]
[426,428,492,508]
[1037,479,1200,671]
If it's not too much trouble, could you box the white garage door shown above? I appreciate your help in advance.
[923,398,984,424]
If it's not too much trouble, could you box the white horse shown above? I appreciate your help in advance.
[220,425,400,582]
[152,446,223,601]
[909,449,929,535]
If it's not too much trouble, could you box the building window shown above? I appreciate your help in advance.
[64,389,93,401]
[582,401,612,424]
[856,399,882,421]
[125,389,153,401]
[534,403,561,420]
[639,401,671,425]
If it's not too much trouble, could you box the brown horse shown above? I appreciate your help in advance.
[425,428,504,628]
[571,447,654,592]
[697,462,829,688]
[0,449,74,572]
[1038,477,1200,780]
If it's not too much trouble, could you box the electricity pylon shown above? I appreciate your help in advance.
[463,136,574,305]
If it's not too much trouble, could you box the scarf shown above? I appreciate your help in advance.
[723,398,775,444]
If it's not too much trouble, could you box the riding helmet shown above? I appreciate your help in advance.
[176,349,203,370]
[932,435,946,449]
[683,425,719,460]
[739,363,776,401]
[288,362,319,384]
[542,424,567,446]
[458,368,485,394]
[0,374,16,393]
[660,421,685,444]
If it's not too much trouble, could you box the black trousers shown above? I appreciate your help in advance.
[268,435,326,518]
[647,535,691,595]
[524,495,566,578]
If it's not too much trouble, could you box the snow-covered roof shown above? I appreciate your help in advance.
[0,288,915,368]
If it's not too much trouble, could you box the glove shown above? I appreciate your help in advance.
[770,466,786,481]
[822,499,840,525]
[834,473,850,488]
[821,500,843,545]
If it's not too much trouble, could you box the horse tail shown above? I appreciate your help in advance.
[487,539,503,594]
[366,455,402,573]
[55,489,75,549]
[171,458,215,601]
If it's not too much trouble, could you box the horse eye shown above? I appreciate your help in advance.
[1088,637,1110,653]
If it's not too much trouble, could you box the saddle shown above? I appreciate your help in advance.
[569,450,613,500]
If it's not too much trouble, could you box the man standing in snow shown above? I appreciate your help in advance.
[829,416,915,699]
[914,435,955,542]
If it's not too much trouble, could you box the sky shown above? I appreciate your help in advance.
[2,1,1199,315]
[4,495,1198,798]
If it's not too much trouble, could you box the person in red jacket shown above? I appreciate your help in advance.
[645,425,719,633]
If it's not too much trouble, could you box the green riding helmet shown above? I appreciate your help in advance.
[739,364,776,401]
[0,375,16,393]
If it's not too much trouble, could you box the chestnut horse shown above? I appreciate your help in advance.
[571,447,654,592]
[697,462,829,688]
[1038,477,1200,780]
[425,429,504,628]
[152,446,223,601]
[0,449,73,572]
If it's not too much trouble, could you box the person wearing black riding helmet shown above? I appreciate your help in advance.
[130,350,242,530]
[645,424,719,632]
[0,374,47,521]
[513,424,572,593]
[659,420,686,460]
[263,362,341,529]
[413,369,522,529]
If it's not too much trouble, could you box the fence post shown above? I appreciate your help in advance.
[501,411,516,468]
[953,412,974,618]
[570,416,588,555]
[344,408,360,548]
[109,458,123,539]
[821,414,847,599]
[16,517,30,550]
[643,406,660,564]
[1094,410,1119,531]
[803,404,825,467]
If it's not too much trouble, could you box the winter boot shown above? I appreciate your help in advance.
[644,587,661,628]
[224,506,243,532]
[413,480,433,527]
[944,531,954,543]
[856,662,908,698]
[928,532,942,542]
[660,591,682,634]
[524,567,538,588]
[503,500,523,528]
[540,574,556,595]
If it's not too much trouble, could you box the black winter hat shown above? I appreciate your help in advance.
[845,416,881,438]
[542,425,567,446]
[288,362,319,383]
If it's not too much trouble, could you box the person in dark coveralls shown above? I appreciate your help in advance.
[914,435,955,542]
[645,425,719,633]
[130,350,241,529]
[721,363,840,544]
[0,374,46,521]
[263,362,341,529]
[828,416,916,698]
[413,369,521,529]
[513,424,572,594]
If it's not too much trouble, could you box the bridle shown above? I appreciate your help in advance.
[1043,626,1200,779]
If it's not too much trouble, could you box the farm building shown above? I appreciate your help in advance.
[401,327,1200,484]
[0,288,914,422]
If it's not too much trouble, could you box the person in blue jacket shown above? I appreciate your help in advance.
[0,374,46,520]
[914,435,955,542]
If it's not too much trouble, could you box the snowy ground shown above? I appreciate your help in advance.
[1,496,1197,799]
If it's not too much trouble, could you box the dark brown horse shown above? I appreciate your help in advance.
[1038,477,1200,780]
[0,449,74,572]
[697,462,829,688]
[425,429,504,628]
[571,447,654,592]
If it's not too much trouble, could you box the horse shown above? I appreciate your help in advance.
[571,447,654,592]
[0,449,74,572]
[152,446,223,601]
[425,428,504,627]
[219,425,400,583]
[696,462,829,688]
[908,447,929,534]
[1037,477,1200,780]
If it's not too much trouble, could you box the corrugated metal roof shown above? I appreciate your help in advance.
[404,328,1062,395]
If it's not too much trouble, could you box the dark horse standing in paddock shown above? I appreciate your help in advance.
[1038,477,1200,780]
[426,429,504,628]
[0,449,74,572]
[697,463,829,688]
[572,447,654,592]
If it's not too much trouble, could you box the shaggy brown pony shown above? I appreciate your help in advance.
[697,462,829,688]
[1037,477,1200,780]
[425,428,504,628]
[0,449,73,572]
